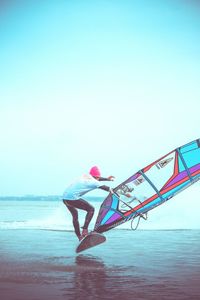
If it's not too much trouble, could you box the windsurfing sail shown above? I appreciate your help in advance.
[94,139,200,233]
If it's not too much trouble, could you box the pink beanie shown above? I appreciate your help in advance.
[89,166,101,177]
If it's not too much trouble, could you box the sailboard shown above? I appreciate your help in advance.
[94,138,200,234]
[76,232,106,253]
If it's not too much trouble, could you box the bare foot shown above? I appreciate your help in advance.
[78,235,83,241]
[82,228,88,237]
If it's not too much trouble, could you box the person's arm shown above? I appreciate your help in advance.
[99,185,113,192]
[98,176,115,181]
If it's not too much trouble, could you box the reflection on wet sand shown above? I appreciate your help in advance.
[62,255,107,299]
[62,254,140,300]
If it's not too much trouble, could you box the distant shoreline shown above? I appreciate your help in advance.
[0,195,61,201]
[0,195,104,201]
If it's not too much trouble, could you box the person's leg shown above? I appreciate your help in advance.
[63,199,95,238]
[76,199,95,230]
[63,200,82,240]
[66,199,95,237]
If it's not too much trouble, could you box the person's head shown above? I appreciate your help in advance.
[89,166,101,179]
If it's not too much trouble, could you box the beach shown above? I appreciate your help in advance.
[0,196,200,300]
[0,228,200,300]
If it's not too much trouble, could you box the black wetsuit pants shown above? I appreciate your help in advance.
[63,199,94,238]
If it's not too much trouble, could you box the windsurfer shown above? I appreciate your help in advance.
[63,166,115,241]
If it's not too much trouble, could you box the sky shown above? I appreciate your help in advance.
[0,0,200,197]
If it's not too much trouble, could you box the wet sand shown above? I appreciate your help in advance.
[0,229,200,300]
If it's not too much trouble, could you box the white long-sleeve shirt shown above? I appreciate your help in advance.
[63,174,102,200]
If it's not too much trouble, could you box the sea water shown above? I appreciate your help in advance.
[1,192,199,231]
[0,195,103,231]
